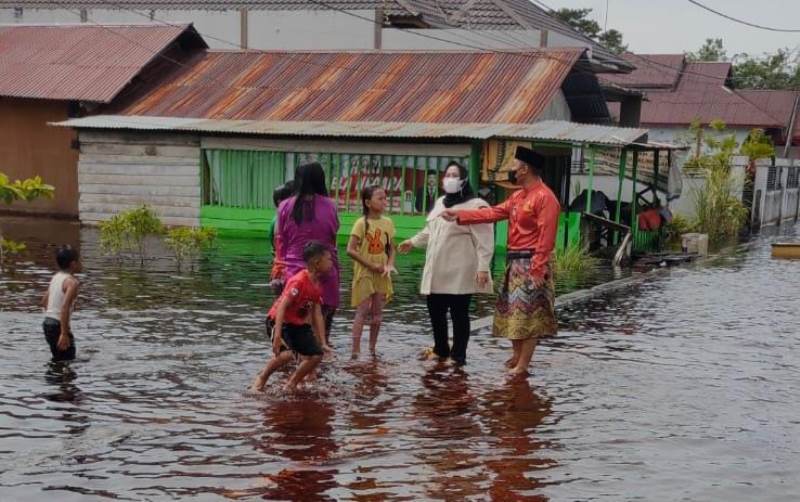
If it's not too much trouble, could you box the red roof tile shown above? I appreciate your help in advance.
[603,53,685,89]
[737,89,800,142]
[604,54,783,128]
[0,24,206,103]
[110,48,583,123]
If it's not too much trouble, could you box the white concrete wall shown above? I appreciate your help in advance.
[249,10,375,50]
[0,8,241,48]
[382,28,543,50]
[77,131,202,226]
[1,7,586,52]
[646,126,753,163]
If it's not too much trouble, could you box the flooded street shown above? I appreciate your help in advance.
[1,217,799,501]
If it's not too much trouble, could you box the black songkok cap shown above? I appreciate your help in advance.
[514,145,545,169]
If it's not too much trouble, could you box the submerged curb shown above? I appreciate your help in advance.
[470,239,761,333]
[470,268,666,333]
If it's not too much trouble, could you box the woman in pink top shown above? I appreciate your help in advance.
[277,162,341,343]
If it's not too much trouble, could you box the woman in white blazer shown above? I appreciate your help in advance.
[398,161,494,366]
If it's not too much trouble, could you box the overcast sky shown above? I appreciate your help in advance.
[545,0,800,57]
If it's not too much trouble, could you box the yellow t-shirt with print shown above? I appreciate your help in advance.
[350,216,395,307]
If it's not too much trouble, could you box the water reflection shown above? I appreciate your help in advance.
[481,380,553,502]
[2,216,800,501]
[42,362,83,404]
[256,398,338,499]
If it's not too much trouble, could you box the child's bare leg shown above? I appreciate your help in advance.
[352,299,371,357]
[284,355,323,391]
[250,351,293,392]
[368,293,386,353]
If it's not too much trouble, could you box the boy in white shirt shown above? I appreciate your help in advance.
[41,246,81,362]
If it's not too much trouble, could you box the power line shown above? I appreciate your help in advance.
[687,0,800,33]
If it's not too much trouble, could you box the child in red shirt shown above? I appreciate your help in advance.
[251,241,333,393]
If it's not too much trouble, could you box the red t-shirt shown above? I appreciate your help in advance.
[268,269,322,325]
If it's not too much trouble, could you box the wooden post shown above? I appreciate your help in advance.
[614,149,627,244]
[374,7,383,49]
[585,145,595,214]
[630,150,639,249]
[239,8,248,49]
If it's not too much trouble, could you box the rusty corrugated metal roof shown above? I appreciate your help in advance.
[0,24,207,102]
[108,48,583,123]
[53,115,650,146]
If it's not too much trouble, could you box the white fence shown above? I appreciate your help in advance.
[751,157,800,228]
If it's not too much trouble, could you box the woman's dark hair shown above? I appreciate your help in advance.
[291,162,328,224]
[56,245,79,270]
[302,240,329,264]
[360,184,384,234]
[272,180,295,208]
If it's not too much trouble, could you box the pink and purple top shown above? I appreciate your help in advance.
[277,195,340,308]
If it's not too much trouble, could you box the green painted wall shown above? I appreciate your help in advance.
[201,204,580,251]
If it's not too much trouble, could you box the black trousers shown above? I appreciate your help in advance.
[42,318,76,362]
[426,294,472,365]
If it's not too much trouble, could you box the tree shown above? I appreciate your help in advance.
[598,29,628,55]
[553,8,628,55]
[732,49,800,90]
[553,8,601,39]
[687,38,727,62]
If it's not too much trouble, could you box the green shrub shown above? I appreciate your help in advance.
[0,238,26,269]
[165,227,218,270]
[555,244,599,278]
[664,214,696,249]
[99,205,164,264]
[692,163,748,247]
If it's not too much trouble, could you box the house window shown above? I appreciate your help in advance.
[202,149,286,209]
[202,149,469,215]
[289,152,469,215]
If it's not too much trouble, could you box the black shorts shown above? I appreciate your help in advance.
[266,318,323,357]
[42,318,76,362]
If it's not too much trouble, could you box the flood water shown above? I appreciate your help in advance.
[1,217,799,501]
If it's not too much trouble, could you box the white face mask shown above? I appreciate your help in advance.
[443,177,464,194]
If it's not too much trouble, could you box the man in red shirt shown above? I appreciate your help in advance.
[443,146,560,378]
[251,241,333,393]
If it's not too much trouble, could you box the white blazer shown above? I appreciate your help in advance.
[410,196,495,295]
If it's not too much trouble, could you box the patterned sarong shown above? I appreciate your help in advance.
[492,251,557,340]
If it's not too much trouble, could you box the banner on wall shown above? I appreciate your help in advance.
[293,153,466,214]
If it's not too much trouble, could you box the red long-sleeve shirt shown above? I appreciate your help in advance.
[457,181,561,279]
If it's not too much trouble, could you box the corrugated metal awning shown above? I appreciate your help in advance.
[53,115,651,147]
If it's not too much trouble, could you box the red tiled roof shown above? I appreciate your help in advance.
[0,24,206,103]
[604,53,783,128]
[110,48,583,123]
[603,53,685,89]
[641,62,782,127]
[737,89,800,142]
